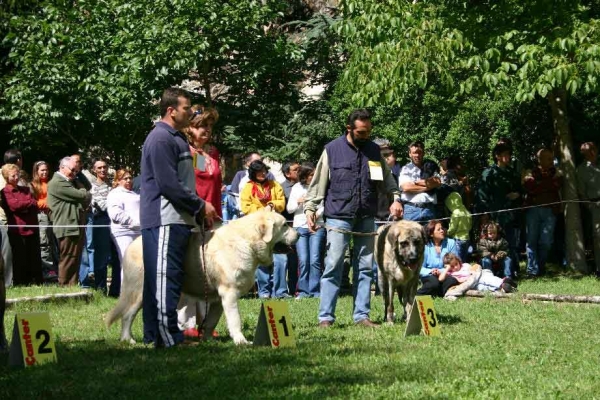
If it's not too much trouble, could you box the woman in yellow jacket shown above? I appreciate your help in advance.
[240,160,289,298]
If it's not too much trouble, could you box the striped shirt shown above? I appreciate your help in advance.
[90,180,111,213]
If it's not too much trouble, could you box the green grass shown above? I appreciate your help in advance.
[1,275,600,399]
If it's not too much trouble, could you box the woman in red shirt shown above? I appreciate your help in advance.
[184,104,222,218]
[31,160,59,282]
[0,164,43,285]
[179,104,221,339]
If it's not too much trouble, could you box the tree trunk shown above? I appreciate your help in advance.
[465,290,600,304]
[202,62,212,107]
[547,88,588,273]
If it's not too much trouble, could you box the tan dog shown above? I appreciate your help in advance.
[375,220,426,324]
[106,210,298,345]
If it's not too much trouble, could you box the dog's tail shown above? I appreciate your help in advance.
[105,296,128,328]
[105,237,144,328]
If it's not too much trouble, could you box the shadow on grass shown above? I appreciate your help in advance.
[0,336,386,399]
[435,313,463,325]
[527,262,598,281]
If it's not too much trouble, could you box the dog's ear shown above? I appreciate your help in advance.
[257,217,274,243]
[386,224,400,249]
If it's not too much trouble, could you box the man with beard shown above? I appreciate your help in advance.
[304,109,403,329]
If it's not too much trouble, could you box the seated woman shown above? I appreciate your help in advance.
[240,160,288,298]
[417,220,459,297]
[0,164,43,285]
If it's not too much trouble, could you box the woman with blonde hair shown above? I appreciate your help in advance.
[31,160,59,282]
[0,164,42,285]
[183,104,222,218]
[178,104,222,339]
[107,168,140,295]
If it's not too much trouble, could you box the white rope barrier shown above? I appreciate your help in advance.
[3,199,598,229]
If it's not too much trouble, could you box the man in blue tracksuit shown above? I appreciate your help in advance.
[140,88,217,348]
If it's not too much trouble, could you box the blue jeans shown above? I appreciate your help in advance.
[526,207,556,276]
[455,239,470,262]
[296,227,326,298]
[255,253,289,298]
[501,224,520,277]
[319,217,374,324]
[79,211,95,287]
[403,203,436,224]
[90,213,113,293]
[481,256,512,278]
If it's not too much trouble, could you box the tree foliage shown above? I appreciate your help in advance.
[337,0,600,106]
[0,0,305,167]
[336,0,600,271]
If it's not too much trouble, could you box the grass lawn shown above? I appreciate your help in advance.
[1,275,600,399]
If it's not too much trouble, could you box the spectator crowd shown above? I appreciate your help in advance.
[0,88,599,343]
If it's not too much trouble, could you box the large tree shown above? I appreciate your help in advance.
[337,0,600,272]
[0,0,304,167]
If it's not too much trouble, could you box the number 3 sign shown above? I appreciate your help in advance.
[254,300,296,348]
[9,312,57,367]
[404,295,441,337]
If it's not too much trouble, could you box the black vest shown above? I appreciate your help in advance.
[324,135,381,219]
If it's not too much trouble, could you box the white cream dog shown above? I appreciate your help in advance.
[106,210,298,345]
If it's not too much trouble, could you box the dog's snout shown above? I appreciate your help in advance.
[286,226,299,244]
[408,245,419,263]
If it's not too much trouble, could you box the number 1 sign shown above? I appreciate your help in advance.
[254,300,296,348]
[9,312,57,367]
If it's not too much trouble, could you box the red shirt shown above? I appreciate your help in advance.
[1,185,39,235]
[191,145,223,217]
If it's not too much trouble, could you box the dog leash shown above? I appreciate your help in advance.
[199,221,210,334]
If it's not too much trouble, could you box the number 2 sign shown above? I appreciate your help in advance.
[9,312,57,367]
[254,300,296,348]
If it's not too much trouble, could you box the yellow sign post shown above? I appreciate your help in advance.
[404,295,441,337]
[253,300,296,348]
[9,312,57,367]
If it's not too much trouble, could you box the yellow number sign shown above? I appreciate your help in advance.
[404,295,441,337]
[9,312,57,367]
[253,300,296,348]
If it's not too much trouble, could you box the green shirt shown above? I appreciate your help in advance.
[47,174,89,238]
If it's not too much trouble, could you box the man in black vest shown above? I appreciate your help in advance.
[304,109,403,328]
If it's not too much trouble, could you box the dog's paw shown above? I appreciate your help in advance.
[121,337,136,345]
[232,335,251,346]
[384,321,394,327]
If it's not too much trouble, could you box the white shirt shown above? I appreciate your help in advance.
[399,162,437,204]
[287,182,323,228]
[107,186,141,237]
